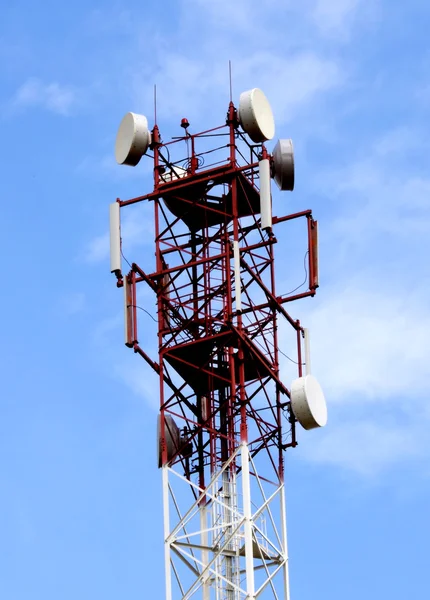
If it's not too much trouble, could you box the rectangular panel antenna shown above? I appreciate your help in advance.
[109,202,121,274]
[259,159,272,230]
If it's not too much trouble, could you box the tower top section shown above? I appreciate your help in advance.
[109,82,328,600]
[113,87,293,199]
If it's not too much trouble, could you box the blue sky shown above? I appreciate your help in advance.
[1,0,430,598]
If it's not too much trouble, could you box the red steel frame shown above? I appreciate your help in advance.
[116,101,319,499]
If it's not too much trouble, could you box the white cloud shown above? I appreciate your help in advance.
[233,52,341,125]
[113,360,159,410]
[12,77,78,115]
[297,417,426,475]
[311,0,381,39]
[188,0,370,41]
[130,0,345,129]
[312,0,361,34]
[373,126,427,157]
[278,275,430,470]
[313,126,430,270]
[299,284,430,403]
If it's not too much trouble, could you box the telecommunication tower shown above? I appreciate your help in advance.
[109,86,327,600]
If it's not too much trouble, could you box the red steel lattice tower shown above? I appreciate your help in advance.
[110,89,326,600]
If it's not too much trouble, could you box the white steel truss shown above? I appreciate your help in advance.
[162,444,290,600]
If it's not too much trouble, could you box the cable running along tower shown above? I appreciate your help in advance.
[110,87,327,600]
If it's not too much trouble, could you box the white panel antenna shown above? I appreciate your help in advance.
[115,112,151,166]
[233,240,242,312]
[290,374,327,430]
[272,139,295,191]
[259,158,272,230]
[109,202,121,274]
[162,267,171,328]
[238,88,275,143]
[123,275,134,348]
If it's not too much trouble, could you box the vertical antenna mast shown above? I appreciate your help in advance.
[229,60,233,102]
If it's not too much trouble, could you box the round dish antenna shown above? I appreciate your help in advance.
[238,88,275,143]
[157,414,180,468]
[115,112,151,166]
[290,374,327,430]
[157,414,192,467]
[272,139,295,191]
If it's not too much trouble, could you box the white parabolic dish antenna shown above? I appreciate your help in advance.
[290,374,327,430]
[115,112,151,166]
[239,88,275,143]
[157,414,181,468]
[272,139,295,191]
